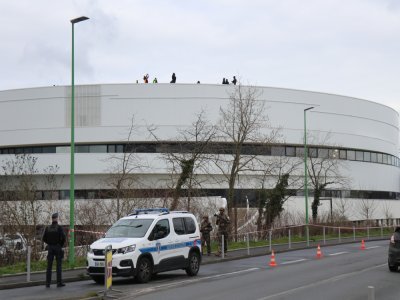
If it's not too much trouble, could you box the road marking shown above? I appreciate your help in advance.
[256,263,386,300]
[281,259,308,265]
[329,251,348,256]
[121,267,260,299]
[366,246,381,250]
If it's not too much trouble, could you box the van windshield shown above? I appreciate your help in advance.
[105,219,154,238]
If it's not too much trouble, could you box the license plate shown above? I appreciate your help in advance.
[94,261,105,267]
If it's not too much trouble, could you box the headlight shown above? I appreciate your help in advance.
[118,245,136,254]
[88,247,94,254]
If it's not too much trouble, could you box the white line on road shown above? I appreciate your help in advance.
[281,259,308,265]
[256,263,386,300]
[329,251,348,256]
[121,267,260,299]
[366,246,381,250]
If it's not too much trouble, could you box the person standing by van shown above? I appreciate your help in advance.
[200,216,213,256]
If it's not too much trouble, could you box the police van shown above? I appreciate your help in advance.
[87,208,202,284]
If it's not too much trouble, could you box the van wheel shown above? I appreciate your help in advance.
[91,275,105,284]
[388,261,398,272]
[136,257,152,283]
[186,251,200,276]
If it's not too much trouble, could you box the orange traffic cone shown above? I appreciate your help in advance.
[316,244,323,259]
[269,250,277,267]
[360,239,366,250]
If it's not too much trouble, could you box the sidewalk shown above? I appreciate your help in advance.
[0,235,389,290]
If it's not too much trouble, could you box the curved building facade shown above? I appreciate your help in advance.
[0,84,399,221]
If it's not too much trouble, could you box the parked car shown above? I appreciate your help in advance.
[388,227,400,272]
[87,208,202,284]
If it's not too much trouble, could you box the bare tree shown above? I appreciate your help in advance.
[306,134,348,223]
[357,198,377,222]
[333,197,353,222]
[382,200,393,225]
[149,110,216,211]
[214,84,279,236]
[102,116,148,223]
[0,154,60,258]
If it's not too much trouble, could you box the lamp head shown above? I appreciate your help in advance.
[71,16,89,24]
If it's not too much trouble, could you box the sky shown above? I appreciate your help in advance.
[1,0,400,112]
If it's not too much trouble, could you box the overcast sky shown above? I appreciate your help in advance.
[1,0,400,112]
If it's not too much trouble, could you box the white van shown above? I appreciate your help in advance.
[87,208,202,284]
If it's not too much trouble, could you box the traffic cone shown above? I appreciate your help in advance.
[269,250,277,267]
[316,244,323,259]
[360,239,366,250]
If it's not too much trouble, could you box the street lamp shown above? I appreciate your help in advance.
[69,16,89,267]
[304,106,314,246]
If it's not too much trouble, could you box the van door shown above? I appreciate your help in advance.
[148,219,174,272]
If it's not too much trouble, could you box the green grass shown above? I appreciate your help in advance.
[0,256,87,276]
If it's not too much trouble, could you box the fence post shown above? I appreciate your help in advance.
[368,286,375,300]
[367,226,370,240]
[353,226,355,241]
[269,230,272,252]
[323,226,326,245]
[246,233,250,256]
[221,235,225,259]
[381,225,383,238]
[288,228,291,249]
[306,225,310,247]
[338,227,341,243]
[26,246,31,282]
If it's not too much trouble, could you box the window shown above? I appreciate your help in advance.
[371,152,377,163]
[329,149,339,159]
[173,218,186,235]
[388,155,392,165]
[363,152,371,162]
[149,219,170,240]
[355,151,363,161]
[32,147,43,154]
[285,146,295,157]
[116,145,124,153]
[107,145,116,153]
[296,147,305,157]
[347,150,355,160]
[42,147,56,153]
[76,145,89,153]
[106,219,153,238]
[309,148,317,158]
[184,217,196,234]
[339,150,347,159]
[383,154,388,164]
[377,153,383,163]
[89,145,107,153]
[56,146,70,153]
[318,149,329,158]
[271,146,285,156]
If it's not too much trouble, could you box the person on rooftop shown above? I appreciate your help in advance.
[170,73,176,83]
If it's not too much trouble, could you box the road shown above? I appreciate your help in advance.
[1,240,399,300]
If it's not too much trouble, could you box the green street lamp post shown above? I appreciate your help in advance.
[304,106,314,247]
[69,16,89,267]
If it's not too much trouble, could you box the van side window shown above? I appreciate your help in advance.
[173,218,186,235]
[184,217,196,234]
[149,219,170,240]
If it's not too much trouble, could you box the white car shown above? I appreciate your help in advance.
[87,208,202,284]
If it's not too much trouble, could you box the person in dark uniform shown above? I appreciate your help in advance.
[43,213,66,288]
[170,73,176,83]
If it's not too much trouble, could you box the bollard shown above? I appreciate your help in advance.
[288,229,291,249]
[339,227,341,243]
[221,235,225,259]
[27,246,31,282]
[368,286,375,300]
[269,230,272,252]
[246,233,250,256]
[353,226,356,241]
[323,226,326,245]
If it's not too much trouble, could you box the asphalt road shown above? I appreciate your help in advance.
[1,240,398,300]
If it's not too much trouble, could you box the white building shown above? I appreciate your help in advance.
[0,84,399,222]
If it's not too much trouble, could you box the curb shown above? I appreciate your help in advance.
[0,237,388,290]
